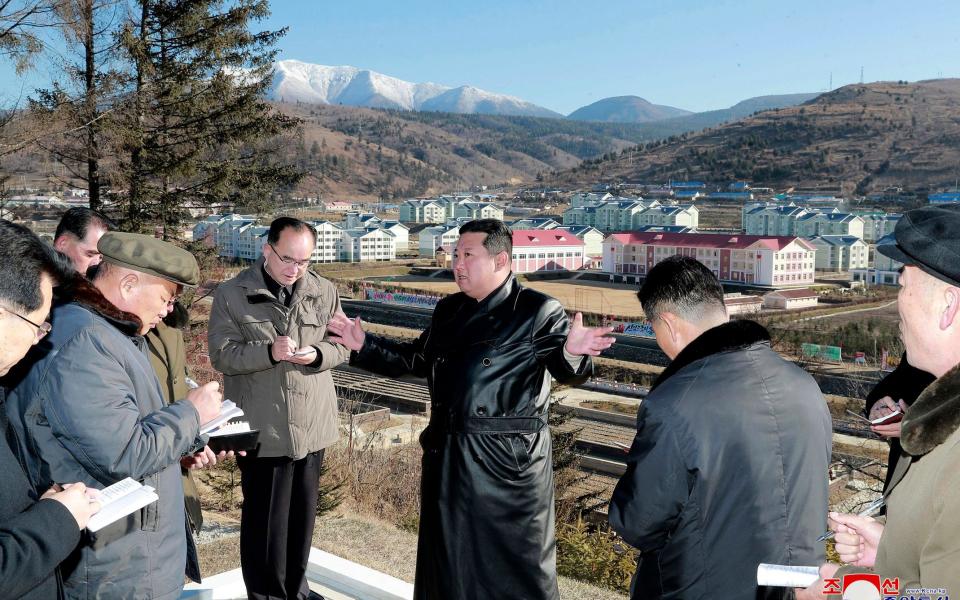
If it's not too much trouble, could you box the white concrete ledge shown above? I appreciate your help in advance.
[306,547,414,600]
[182,546,414,600]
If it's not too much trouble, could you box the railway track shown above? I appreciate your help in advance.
[341,299,882,397]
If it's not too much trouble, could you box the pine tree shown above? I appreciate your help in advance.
[119,0,301,235]
[29,0,126,212]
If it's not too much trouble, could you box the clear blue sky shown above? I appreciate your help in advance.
[4,0,959,114]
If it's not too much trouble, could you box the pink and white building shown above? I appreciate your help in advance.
[602,232,816,287]
[511,229,586,274]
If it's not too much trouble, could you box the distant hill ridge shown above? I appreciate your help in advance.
[567,95,693,123]
[268,60,816,125]
[553,79,960,195]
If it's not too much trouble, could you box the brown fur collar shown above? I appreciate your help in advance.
[68,275,143,337]
[901,362,960,456]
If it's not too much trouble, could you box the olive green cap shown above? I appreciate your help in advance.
[98,232,200,287]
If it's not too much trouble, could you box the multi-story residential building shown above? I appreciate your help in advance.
[400,199,446,224]
[312,221,344,262]
[630,205,699,229]
[236,224,269,261]
[193,214,257,254]
[340,228,396,262]
[856,212,900,243]
[419,225,461,257]
[344,211,382,229]
[742,203,810,235]
[562,204,602,229]
[563,199,696,233]
[795,212,865,239]
[555,225,605,260]
[851,233,903,286]
[743,203,866,239]
[511,229,586,273]
[807,235,869,271]
[375,221,410,250]
[454,201,504,221]
[592,200,642,231]
[217,214,256,258]
[193,215,400,263]
[400,197,503,224]
[602,232,816,287]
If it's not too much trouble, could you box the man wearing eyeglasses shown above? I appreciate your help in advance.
[209,216,349,600]
[5,231,224,599]
[0,220,102,600]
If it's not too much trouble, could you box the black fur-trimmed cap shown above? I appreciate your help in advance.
[878,204,960,287]
[98,232,200,287]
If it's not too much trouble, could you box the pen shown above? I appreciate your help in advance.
[817,496,885,541]
[184,377,199,390]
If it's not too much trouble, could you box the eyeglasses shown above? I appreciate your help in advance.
[3,307,52,341]
[268,244,311,268]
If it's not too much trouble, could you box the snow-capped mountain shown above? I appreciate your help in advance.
[269,60,562,118]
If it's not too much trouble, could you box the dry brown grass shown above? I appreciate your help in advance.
[196,509,628,600]
[580,400,638,415]
[383,276,647,317]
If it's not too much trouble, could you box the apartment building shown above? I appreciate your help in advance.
[602,232,816,287]
[511,229,586,273]
[807,235,869,271]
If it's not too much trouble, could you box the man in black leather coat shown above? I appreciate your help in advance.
[328,218,614,600]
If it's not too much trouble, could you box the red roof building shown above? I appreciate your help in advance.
[511,229,586,273]
[602,232,816,288]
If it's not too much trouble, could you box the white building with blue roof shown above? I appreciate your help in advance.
[807,235,869,271]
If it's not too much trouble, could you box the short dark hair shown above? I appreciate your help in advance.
[638,255,726,322]
[0,219,73,312]
[54,207,115,241]
[459,219,512,257]
[267,216,317,244]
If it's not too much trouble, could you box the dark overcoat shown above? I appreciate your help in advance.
[609,320,832,600]
[352,275,591,600]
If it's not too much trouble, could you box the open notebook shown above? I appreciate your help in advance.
[86,478,159,532]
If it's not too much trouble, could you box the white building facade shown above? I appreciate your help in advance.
[807,235,869,271]
[511,229,586,274]
[602,232,816,287]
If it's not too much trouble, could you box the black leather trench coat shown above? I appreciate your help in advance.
[352,276,591,600]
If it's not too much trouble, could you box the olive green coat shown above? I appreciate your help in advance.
[145,320,204,533]
[834,362,960,595]
[207,260,349,458]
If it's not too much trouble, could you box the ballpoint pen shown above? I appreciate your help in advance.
[817,496,885,542]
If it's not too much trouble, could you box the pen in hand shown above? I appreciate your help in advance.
[816,496,885,542]
[184,376,199,390]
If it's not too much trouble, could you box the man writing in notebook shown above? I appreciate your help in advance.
[0,220,101,600]
[5,232,222,599]
[798,205,960,598]
[209,217,349,600]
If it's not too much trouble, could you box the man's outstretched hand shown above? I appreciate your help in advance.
[327,311,366,352]
[564,312,615,356]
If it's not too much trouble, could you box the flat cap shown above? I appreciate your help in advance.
[98,232,200,287]
[877,204,960,287]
